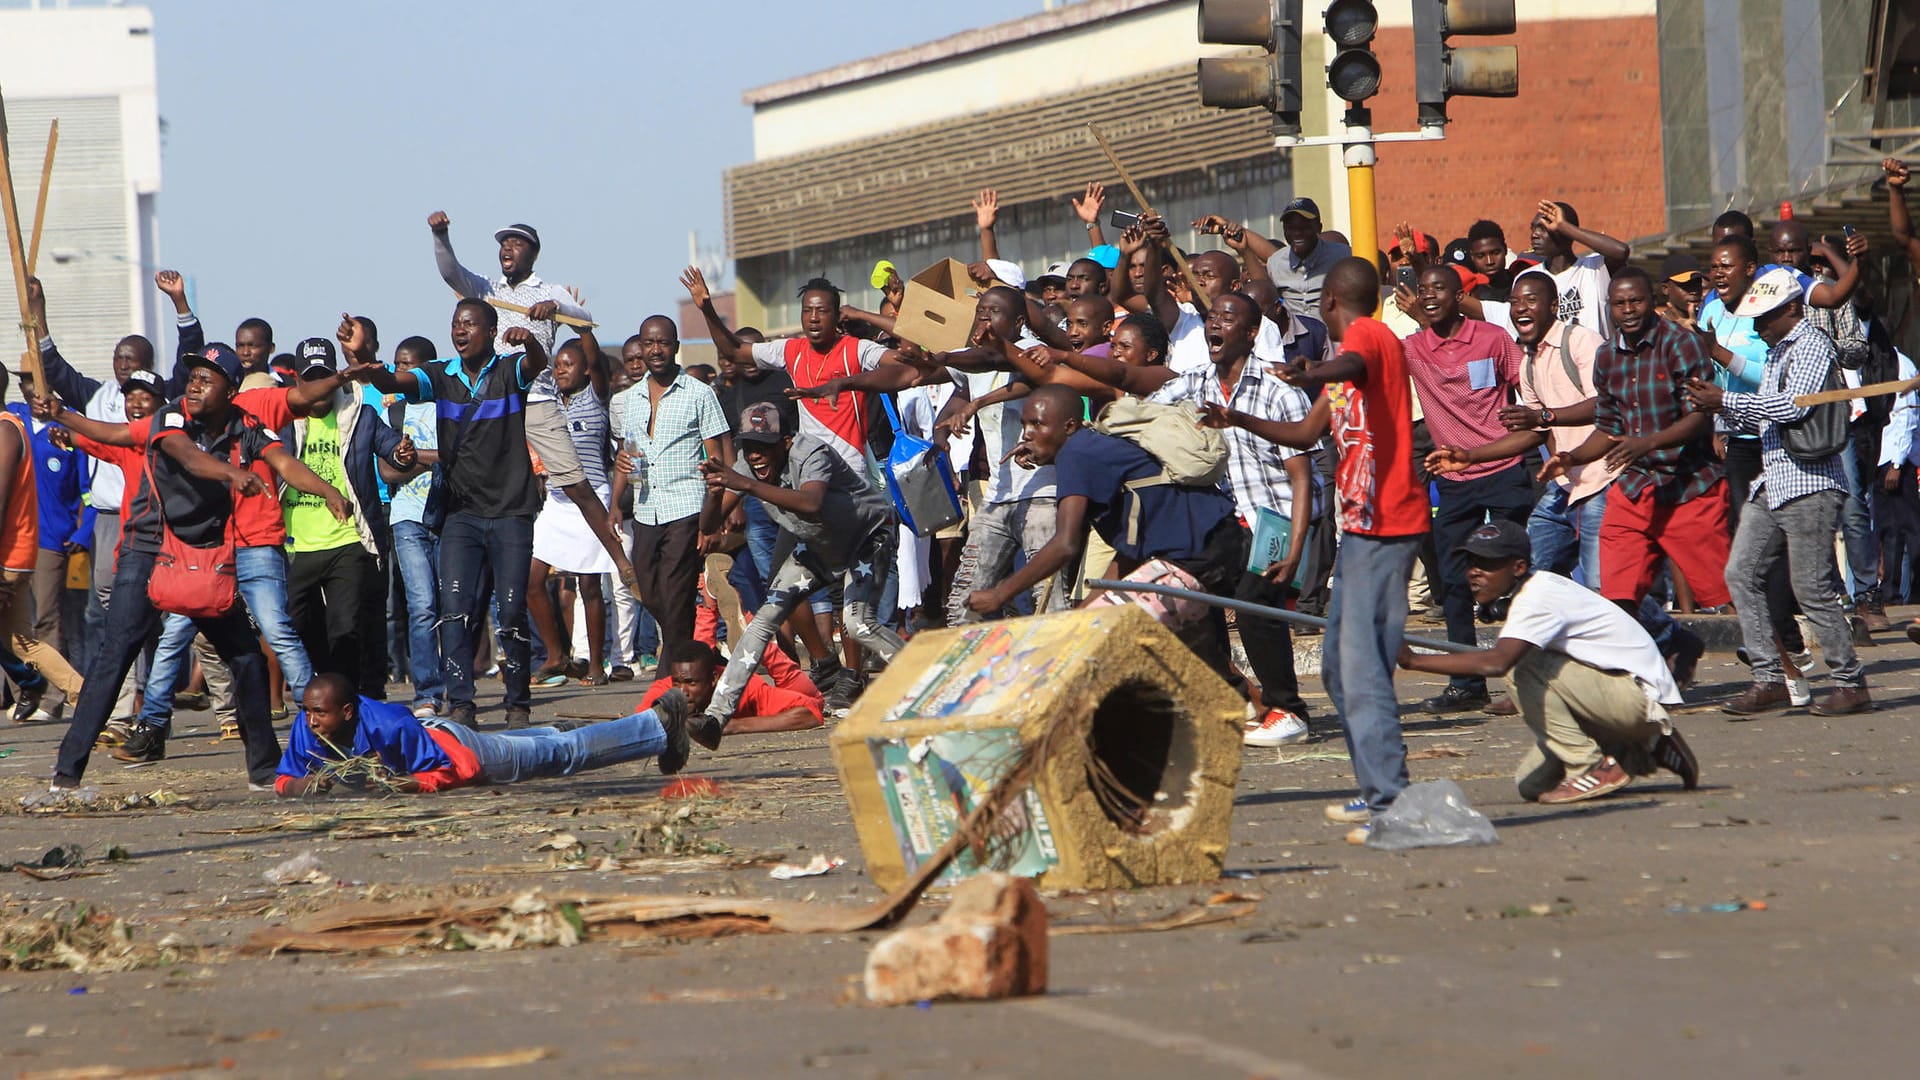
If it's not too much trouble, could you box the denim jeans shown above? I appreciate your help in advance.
[946,497,1062,625]
[1432,464,1536,694]
[709,529,904,721]
[392,520,444,708]
[742,497,778,581]
[1324,534,1421,813]
[435,708,667,783]
[141,544,313,730]
[58,548,279,785]
[85,510,139,720]
[1726,489,1863,688]
[438,511,534,710]
[1528,484,1679,652]
[1837,430,1880,595]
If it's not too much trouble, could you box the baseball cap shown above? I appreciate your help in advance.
[984,258,1026,290]
[1087,244,1121,270]
[1280,196,1320,223]
[1733,266,1802,319]
[494,223,541,249]
[736,401,788,445]
[295,336,337,378]
[184,342,244,387]
[1444,237,1473,266]
[121,368,165,398]
[1661,252,1704,283]
[1035,261,1070,284]
[1455,519,1532,562]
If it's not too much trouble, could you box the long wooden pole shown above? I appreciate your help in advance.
[25,119,56,278]
[485,295,597,329]
[1794,376,1920,408]
[1085,122,1212,310]
[0,89,47,395]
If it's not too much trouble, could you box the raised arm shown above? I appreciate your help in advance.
[1805,234,1868,310]
[506,327,548,386]
[1884,159,1920,266]
[974,189,1001,262]
[336,314,420,397]
[153,270,205,385]
[428,211,489,299]
[1538,199,1631,272]
[23,279,105,404]
[680,266,756,366]
[1072,183,1109,248]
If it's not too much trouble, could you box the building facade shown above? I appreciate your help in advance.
[0,4,163,381]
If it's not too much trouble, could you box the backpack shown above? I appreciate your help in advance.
[1091,398,1229,546]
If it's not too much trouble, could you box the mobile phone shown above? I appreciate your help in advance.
[1843,223,1858,238]
[1395,264,1417,291]
[1109,209,1141,231]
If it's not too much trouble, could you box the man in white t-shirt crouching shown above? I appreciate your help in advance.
[1396,520,1701,805]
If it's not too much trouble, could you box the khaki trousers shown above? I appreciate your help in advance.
[1509,649,1666,802]
[1,568,83,702]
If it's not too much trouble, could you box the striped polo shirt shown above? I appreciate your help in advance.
[405,353,541,519]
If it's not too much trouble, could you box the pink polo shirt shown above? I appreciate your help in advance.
[1405,317,1524,483]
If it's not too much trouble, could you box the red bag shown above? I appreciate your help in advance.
[144,439,240,619]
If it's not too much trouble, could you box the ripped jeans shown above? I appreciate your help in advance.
[437,511,534,711]
[707,527,904,721]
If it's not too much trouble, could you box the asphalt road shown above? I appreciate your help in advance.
[2,626,1916,1079]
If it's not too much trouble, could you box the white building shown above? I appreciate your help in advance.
[0,3,162,381]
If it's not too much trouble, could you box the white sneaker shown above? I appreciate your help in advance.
[1786,673,1812,707]
[412,704,439,719]
[1244,709,1309,747]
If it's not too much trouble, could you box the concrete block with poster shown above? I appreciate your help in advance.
[829,604,1245,893]
[890,258,979,354]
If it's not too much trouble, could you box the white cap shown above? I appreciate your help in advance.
[1732,267,1802,319]
[984,258,1026,290]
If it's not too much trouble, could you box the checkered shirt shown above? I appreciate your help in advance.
[1157,363,1323,521]
[1593,317,1725,504]
[1720,320,1848,510]
[608,372,731,525]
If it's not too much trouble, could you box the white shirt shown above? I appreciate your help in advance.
[948,331,1054,505]
[1549,252,1613,338]
[1500,571,1682,718]
[1877,350,1920,468]
[1168,306,1290,376]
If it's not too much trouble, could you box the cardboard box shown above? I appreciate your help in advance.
[830,605,1246,893]
[891,258,980,354]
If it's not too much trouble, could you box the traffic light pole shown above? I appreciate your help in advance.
[1341,107,1377,285]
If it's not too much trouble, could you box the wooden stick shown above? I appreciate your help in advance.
[1793,376,1920,407]
[0,90,47,394]
[485,296,597,329]
[1084,122,1211,310]
[24,119,55,278]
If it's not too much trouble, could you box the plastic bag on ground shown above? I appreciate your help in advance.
[1366,779,1499,850]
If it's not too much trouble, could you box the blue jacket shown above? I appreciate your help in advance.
[5,403,93,552]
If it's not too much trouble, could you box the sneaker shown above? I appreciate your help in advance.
[95,719,135,748]
[1785,672,1812,707]
[218,720,242,741]
[608,665,636,683]
[446,703,477,729]
[1537,756,1631,804]
[9,682,46,724]
[1653,728,1700,790]
[1346,823,1372,846]
[1325,797,1371,824]
[247,781,276,794]
[636,653,658,676]
[504,707,532,730]
[1243,709,1309,747]
[24,706,59,724]
[1420,686,1491,714]
[412,703,438,719]
[1667,628,1706,692]
[823,670,860,717]
[112,725,168,764]
[1787,647,1816,674]
[653,689,692,775]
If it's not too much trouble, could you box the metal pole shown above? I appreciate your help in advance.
[1342,108,1378,315]
[1084,578,1473,654]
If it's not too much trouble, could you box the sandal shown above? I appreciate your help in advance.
[608,665,635,682]
[579,671,609,688]
[532,664,570,688]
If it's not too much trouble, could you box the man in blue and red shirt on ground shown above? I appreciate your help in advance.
[274,673,697,795]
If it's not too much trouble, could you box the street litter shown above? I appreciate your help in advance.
[10,844,112,881]
[19,785,100,812]
[263,852,329,886]
[0,902,201,973]
[1668,900,1768,914]
[1366,780,1500,850]
[769,855,845,879]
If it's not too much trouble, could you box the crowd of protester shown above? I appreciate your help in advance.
[6,161,1920,828]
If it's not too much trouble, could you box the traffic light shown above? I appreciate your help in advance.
[1413,0,1520,128]
[1323,1,1382,104]
[1196,0,1305,137]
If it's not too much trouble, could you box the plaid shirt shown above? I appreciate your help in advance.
[1593,317,1724,504]
[609,372,731,525]
[1720,320,1848,509]
[1157,362,1323,521]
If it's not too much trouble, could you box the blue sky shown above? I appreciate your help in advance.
[147,0,1039,355]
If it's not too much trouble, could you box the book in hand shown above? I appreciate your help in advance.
[1246,506,1310,588]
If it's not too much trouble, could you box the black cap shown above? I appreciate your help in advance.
[494,223,540,249]
[183,342,244,387]
[121,368,165,398]
[295,337,337,378]
[736,401,787,445]
[1456,519,1532,561]
[1280,196,1320,223]
[1660,252,1704,283]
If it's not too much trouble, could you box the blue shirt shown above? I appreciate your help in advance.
[388,400,439,526]
[1054,428,1236,564]
[277,696,453,782]
[6,404,92,552]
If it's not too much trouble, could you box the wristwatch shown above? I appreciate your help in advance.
[1539,407,1556,427]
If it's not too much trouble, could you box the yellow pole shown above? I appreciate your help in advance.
[1341,111,1379,316]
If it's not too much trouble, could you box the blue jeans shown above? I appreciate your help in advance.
[1324,534,1420,813]
[1527,484,1680,651]
[1837,431,1879,595]
[435,708,667,783]
[142,545,313,731]
[392,520,444,709]
[743,497,778,581]
[438,511,534,710]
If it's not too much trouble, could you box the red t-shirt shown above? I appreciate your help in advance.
[230,387,294,547]
[638,672,823,721]
[1327,317,1428,537]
